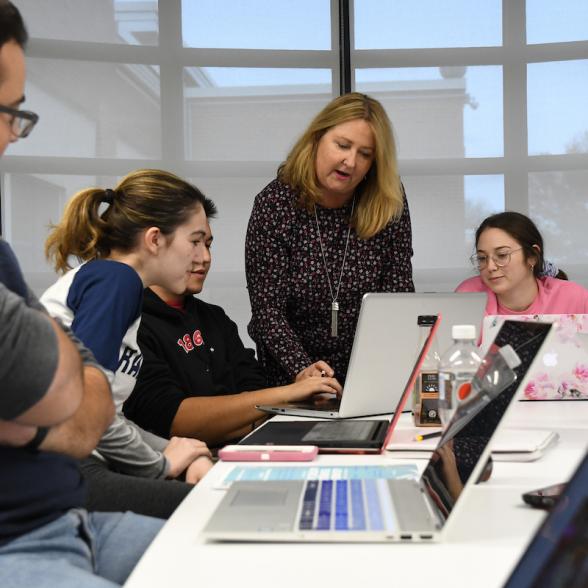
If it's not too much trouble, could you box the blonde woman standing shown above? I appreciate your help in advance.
[246,92,414,387]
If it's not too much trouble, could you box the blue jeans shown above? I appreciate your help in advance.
[0,509,164,587]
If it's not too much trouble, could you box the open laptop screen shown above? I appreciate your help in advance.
[502,452,588,588]
[420,320,553,520]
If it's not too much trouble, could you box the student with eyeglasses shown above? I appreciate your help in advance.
[456,211,588,316]
[0,101,37,138]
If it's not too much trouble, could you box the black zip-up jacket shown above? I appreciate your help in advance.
[124,288,267,438]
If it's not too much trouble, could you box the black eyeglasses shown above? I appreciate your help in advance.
[0,104,39,139]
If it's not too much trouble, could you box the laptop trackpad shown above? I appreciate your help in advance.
[232,488,288,507]
[206,482,303,533]
[302,420,380,442]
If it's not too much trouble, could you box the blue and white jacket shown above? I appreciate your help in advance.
[41,259,169,479]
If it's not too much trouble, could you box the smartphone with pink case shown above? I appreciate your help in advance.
[218,445,318,462]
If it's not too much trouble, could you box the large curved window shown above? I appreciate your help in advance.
[3,1,587,346]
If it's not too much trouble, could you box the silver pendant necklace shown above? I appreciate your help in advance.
[314,196,356,337]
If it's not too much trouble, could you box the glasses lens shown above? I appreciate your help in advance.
[18,119,33,138]
[494,252,512,267]
[471,255,485,270]
[16,115,36,139]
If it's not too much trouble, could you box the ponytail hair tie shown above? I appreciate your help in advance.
[103,188,115,204]
[541,260,559,278]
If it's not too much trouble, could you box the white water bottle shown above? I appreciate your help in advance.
[438,325,483,427]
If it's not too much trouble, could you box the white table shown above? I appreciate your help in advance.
[125,402,588,588]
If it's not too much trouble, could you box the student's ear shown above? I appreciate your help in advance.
[530,244,541,267]
[143,226,163,255]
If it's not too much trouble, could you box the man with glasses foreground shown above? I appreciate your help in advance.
[456,211,588,316]
[0,3,163,587]
[0,102,38,139]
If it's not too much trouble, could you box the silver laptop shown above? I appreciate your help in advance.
[240,315,441,453]
[203,320,554,543]
[482,314,588,401]
[257,292,486,419]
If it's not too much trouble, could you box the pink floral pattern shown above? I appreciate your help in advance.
[486,314,588,400]
[521,315,588,400]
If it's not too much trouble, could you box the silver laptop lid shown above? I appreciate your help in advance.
[338,292,486,417]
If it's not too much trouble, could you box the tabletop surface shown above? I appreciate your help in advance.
[125,401,588,588]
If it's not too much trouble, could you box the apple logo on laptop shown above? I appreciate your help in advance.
[543,352,558,368]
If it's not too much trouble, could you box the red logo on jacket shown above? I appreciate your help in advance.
[177,330,204,353]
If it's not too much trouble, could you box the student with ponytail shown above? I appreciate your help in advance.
[41,168,217,518]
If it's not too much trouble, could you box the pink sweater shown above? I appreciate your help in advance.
[455,276,588,316]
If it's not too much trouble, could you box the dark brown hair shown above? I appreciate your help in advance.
[0,1,27,49]
[475,212,544,278]
[46,169,217,273]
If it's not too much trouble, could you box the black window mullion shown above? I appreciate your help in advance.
[338,0,352,95]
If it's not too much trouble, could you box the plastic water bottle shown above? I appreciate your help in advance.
[438,325,483,427]
[442,343,521,441]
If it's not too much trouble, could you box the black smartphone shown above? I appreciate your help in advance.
[522,482,567,509]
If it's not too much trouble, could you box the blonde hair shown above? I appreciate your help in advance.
[279,92,403,239]
[45,169,217,273]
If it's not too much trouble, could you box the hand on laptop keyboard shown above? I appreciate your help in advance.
[280,375,342,404]
[296,360,335,382]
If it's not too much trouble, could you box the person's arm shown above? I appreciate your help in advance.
[380,187,415,293]
[0,288,114,455]
[170,376,341,445]
[0,285,83,427]
[39,364,114,458]
[245,184,315,378]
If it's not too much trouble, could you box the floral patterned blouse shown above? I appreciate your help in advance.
[245,178,414,386]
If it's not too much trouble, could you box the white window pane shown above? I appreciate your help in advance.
[2,174,118,294]
[183,68,332,161]
[9,59,161,159]
[354,0,501,49]
[356,66,503,159]
[529,171,588,278]
[13,0,159,45]
[181,0,331,49]
[527,0,588,44]
[464,175,505,248]
[528,60,588,156]
[404,174,504,291]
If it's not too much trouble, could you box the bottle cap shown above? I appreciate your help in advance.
[452,324,476,339]
[417,315,437,326]
[498,344,522,369]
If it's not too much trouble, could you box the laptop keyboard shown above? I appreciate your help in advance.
[298,479,396,532]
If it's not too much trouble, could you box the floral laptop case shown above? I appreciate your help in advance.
[482,314,588,400]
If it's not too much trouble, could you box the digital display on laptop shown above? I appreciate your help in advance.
[420,320,553,520]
